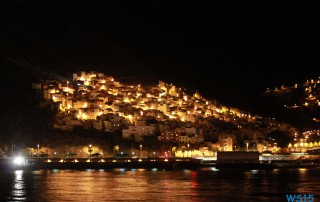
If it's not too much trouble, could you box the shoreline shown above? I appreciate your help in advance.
[2,157,320,171]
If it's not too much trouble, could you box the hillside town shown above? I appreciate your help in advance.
[31,71,300,155]
[264,77,320,153]
[265,77,320,113]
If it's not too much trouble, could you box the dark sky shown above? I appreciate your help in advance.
[1,1,320,116]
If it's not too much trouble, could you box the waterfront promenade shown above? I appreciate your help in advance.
[2,157,201,170]
[2,156,320,170]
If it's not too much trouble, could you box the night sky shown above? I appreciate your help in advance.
[1,1,320,120]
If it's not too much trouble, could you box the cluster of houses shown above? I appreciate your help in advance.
[265,77,320,112]
[32,71,296,152]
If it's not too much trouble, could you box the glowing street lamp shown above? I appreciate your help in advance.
[139,144,142,158]
[37,144,40,157]
[187,144,190,157]
[88,144,93,158]
[12,144,15,157]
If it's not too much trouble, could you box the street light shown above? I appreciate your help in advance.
[187,144,190,157]
[139,144,142,158]
[246,142,249,151]
[12,144,15,157]
[66,145,69,158]
[37,144,40,157]
[88,144,93,158]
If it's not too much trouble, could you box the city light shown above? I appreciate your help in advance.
[13,157,25,166]
[3,3,320,202]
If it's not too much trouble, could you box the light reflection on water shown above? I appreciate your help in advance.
[0,168,319,201]
[10,170,26,201]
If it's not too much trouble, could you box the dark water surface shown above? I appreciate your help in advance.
[0,168,319,201]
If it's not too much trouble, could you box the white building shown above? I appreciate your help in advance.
[186,114,196,122]
[93,121,104,130]
[122,125,156,142]
[104,121,114,132]
[52,93,64,102]
[219,135,233,151]
[185,127,197,135]
[85,108,102,120]
[73,100,88,109]
[158,104,169,114]
[178,134,199,144]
